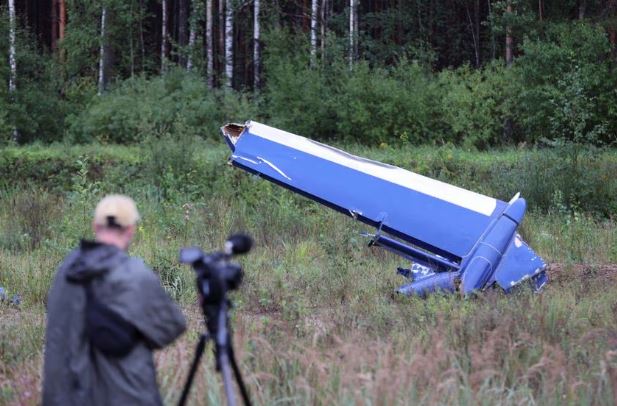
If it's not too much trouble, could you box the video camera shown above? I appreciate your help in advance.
[179,234,252,305]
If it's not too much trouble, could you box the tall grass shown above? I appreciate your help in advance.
[1,144,617,405]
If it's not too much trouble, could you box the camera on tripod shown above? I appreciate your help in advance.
[177,234,253,406]
[179,234,252,305]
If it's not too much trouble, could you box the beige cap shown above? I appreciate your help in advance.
[93,195,140,228]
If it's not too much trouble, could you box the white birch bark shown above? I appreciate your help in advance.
[348,0,355,70]
[98,7,107,95]
[206,0,214,88]
[8,0,18,142]
[186,30,196,71]
[225,0,233,88]
[254,0,260,89]
[310,0,318,67]
[186,1,199,71]
[161,0,168,73]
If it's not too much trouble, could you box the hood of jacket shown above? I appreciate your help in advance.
[65,240,128,283]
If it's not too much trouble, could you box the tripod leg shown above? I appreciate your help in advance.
[219,351,237,406]
[228,342,252,406]
[178,334,209,406]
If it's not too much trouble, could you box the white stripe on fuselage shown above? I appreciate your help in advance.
[243,121,497,216]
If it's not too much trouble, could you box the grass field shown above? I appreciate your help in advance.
[1,142,616,405]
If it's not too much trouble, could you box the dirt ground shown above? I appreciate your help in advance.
[548,263,617,284]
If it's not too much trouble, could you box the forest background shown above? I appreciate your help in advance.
[1,0,617,148]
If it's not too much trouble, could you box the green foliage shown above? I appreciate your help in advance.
[2,143,616,218]
[336,61,437,144]
[261,29,339,140]
[438,63,516,148]
[68,69,258,143]
[0,9,68,143]
[0,188,61,251]
[514,23,617,145]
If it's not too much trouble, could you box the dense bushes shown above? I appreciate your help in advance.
[515,23,617,145]
[67,69,257,143]
[2,21,616,148]
[261,23,617,148]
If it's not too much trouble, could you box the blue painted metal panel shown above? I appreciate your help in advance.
[227,123,505,259]
[221,121,548,296]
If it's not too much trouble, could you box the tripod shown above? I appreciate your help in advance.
[178,300,251,406]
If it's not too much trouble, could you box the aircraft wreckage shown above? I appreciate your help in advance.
[221,121,548,297]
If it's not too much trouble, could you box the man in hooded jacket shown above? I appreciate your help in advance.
[43,195,187,406]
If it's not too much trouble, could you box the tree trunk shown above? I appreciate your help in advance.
[254,0,261,89]
[139,0,146,72]
[539,0,543,21]
[98,7,108,95]
[51,0,58,50]
[59,0,66,41]
[466,5,480,67]
[178,0,189,66]
[8,0,18,142]
[206,0,214,87]
[187,0,201,71]
[219,0,225,82]
[310,0,318,67]
[505,1,513,66]
[474,0,480,66]
[161,0,168,73]
[578,1,585,20]
[488,0,496,60]
[321,0,327,57]
[349,0,356,70]
[225,0,233,88]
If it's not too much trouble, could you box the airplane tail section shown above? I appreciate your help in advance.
[221,121,548,296]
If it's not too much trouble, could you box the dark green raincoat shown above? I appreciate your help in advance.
[43,240,187,406]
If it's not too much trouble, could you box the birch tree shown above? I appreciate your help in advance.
[225,0,233,88]
[206,0,214,87]
[219,0,225,77]
[348,0,357,70]
[161,0,168,73]
[310,0,318,67]
[98,7,107,95]
[254,0,260,89]
[187,0,203,71]
[8,0,18,142]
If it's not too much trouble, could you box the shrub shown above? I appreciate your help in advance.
[438,62,517,149]
[262,29,339,140]
[67,69,258,143]
[514,22,617,145]
[0,188,61,251]
[336,61,438,145]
